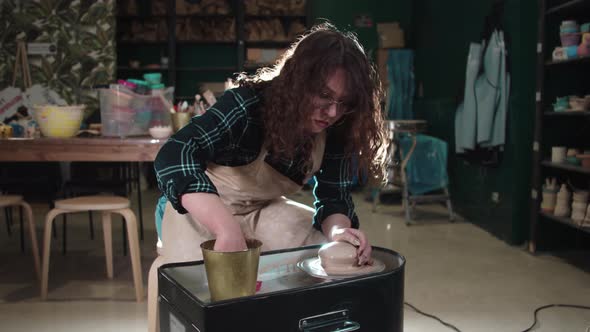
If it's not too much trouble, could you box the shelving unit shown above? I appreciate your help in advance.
[530,0,590,252]
[540,212,590,234]
[541,160,590,174]
[544,110,590,116]
[116,0,310,101]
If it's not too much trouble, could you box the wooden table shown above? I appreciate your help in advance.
[0,137,165,162]
[0,136,166,243]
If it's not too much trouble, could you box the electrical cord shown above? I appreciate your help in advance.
[404,302,462,332]
[404,302,590,332]
[521,304,590,332]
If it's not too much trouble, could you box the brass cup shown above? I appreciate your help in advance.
[200,239,263,301]
[171,112,192,132]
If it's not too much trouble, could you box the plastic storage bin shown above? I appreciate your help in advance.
[99,86,174,137]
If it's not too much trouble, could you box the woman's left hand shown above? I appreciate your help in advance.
[329,227,373,266]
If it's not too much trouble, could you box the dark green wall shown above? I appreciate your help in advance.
[412,0,537,244]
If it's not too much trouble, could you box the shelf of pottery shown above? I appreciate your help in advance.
[550,20,590,63]
[541,176,590,231]
[540,144,590,232]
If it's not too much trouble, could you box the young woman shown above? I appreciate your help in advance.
[147,23,387,331]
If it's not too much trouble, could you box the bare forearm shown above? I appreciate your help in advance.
[180,192,238,236]
[181,192,247,251]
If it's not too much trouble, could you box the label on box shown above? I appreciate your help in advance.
[27,43,57,55]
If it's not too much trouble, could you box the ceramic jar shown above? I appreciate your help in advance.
[542,178,559,214]
[541,191,557,213]
[583,205,590,227]
[554,184,571,217]
[571,201,587,223]
[573,190,589,203]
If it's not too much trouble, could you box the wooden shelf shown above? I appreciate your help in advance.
[531,0,590,252]
[544,110,590,116]
[541,160,590,174]
[116,1,310,116]
[546,0,590,15]
[545,56,590,66]
[175,66,237,72]
[245,41,293,48]
[540,211,590,235]
[245,15,306,19]
[176,40,236,45]
[116,14,169,19]
[175,14,233,18]
[117,40,167,45]
[117,67,168,71]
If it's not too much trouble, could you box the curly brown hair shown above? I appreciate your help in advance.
[237,23,387,183]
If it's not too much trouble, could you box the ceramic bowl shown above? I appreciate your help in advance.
[561,20,579,31]
[552,47,567,61]
[561,33,581,47]
[149,125,172,139]
[553,96,569,112]
[578,43,590,57]
[565,45,579,58]
[566,156,581,165]
[33,105,85,138]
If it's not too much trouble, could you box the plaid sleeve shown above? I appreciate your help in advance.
[154,88,258,214]
[312,133,359,231]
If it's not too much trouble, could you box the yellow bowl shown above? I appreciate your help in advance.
[33,105,85,138]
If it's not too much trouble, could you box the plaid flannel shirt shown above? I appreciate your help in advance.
[154,87,359,231]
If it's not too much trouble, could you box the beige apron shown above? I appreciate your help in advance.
[160,132,328,262]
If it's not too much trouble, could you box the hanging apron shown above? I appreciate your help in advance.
[160,132,328,263]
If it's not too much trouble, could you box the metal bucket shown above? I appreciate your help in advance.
[200,239,263,301]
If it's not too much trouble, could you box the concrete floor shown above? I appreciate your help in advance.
[0,188,589,332]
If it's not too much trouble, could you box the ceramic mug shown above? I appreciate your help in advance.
[552,47,567,61]
[554,203,571,217]
[541,192,557,213]
[551,146,567,163]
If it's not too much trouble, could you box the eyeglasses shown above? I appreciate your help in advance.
[314,93,355,115]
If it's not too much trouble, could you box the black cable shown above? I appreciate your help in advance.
[404,302,462,332]
[521,304,590,332]
[405,302,590,332]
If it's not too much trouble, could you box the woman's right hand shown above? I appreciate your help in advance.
[181,192,248,252]
[213,226,248,252]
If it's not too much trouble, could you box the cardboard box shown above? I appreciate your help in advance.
[377,22,405,48]
[246,48,286,65]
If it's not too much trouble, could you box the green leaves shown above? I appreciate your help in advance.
[0,0,115,113]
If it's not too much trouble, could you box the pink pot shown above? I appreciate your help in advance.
[561,33,581,46]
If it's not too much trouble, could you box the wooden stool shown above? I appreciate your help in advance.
[0,195,40,280]
[40,195,143,302]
